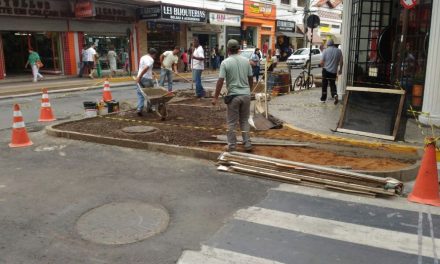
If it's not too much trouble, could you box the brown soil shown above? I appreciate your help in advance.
[56,103,414,171]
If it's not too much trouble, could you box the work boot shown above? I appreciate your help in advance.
[242,132,253,152]
[225,144,236,152]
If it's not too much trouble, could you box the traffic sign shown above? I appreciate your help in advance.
[307,15,320,29]
[400,0,417,9]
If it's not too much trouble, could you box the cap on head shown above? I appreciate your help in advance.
[327,39,334,46]
[227,39,240,50]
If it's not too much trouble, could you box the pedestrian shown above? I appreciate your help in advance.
[78,44,89,77]
[121,48,130,74]
[320,39,343,104]
[219,45,225,63]
[210,47,217,70]
[211,39,254,152]
[24,48,43,83]
[215,45,220,69]
[86,43,97,79]
[107,45,118,77]
[188,43,193,71]
[135,48,158,116]
[250,48,261,82]
[191,38,205,98]
[262,40,269,58]
[181,49,189,72]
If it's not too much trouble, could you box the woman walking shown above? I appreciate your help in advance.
[107,46,118,77]
[25,48,43,82]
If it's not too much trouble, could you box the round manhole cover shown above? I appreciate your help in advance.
[76,202,169,245]
[122,126,157,134]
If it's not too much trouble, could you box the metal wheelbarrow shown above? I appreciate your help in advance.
[136,83,174,120]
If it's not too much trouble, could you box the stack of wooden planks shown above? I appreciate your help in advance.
[217,152,404,197]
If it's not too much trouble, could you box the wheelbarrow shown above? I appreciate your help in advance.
[136,83,174,120]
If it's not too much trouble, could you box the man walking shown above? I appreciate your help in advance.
[78,44,89,77]
[135,48,158,116]
[212,39,254,152]
[159,47,180,92]
[191,38,205,98]
[320,39,343,104]
[86,43,97,79]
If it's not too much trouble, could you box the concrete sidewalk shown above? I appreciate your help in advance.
[268,87,439,148]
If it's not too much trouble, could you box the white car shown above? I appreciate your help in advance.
[286,48,322,68]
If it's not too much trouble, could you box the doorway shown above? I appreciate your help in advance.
[1,31,62,77]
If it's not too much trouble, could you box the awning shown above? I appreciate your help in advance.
[276,32,304,38]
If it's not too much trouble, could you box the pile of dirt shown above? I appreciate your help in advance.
[55,102,414,171]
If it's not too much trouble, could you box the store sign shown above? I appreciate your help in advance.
[161,5,206,23]
[138,4,206,23]
[138,5,161,19]
[244,0,276,20]
[209,12,240,27]
[75,0,95,18]
[276,20,295,32]
[400,0,417,9]
[94,4,135,22]
[0,0,71,17]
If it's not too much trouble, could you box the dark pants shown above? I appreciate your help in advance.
[78,61,88,77]
[321,68,337,101]
[252,66,260,82]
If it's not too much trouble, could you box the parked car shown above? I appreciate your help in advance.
[286,48,322,68]
[239,48,265,74]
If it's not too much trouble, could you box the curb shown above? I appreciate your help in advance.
[46,118,420,182]
[46,123,220,161]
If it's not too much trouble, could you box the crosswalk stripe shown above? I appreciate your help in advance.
[177,245,285,264]
[234,206,440,259]
[273,184,440,215]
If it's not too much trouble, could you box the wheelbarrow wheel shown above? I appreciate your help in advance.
[157,103,168,121]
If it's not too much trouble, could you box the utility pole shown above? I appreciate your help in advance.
[303,0,310,48]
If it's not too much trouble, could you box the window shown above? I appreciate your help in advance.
[331,25,340,29]
[281,0,290,4]
[297,0,306,7]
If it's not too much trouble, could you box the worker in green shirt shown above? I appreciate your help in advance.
[24,48,43,82]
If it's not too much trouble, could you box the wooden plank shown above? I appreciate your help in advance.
[335,128,396,141]
[337,90,350,129]
[392,93,406,138]
[199,140,309,147]
[346,86,405,94]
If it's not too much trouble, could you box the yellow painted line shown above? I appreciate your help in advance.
[284,124,420,153]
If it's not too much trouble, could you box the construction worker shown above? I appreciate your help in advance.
[159,46,180,92]
[212,39,254,152]
[135,48,158,116]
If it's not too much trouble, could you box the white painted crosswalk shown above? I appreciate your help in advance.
[177,184,440,264]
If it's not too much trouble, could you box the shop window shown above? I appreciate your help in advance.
[281,0,291,5]
[84,34,130,71]
[297,0,306,7]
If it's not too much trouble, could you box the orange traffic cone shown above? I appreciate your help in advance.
[408,140,440,206]
[9,104,33,148]
[38,88,56,122]
[102,79,113,102]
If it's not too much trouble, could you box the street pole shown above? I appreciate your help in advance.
[303,0,310,48]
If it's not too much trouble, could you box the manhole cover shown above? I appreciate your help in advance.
[122,126,157,134]
[76,202,169,245]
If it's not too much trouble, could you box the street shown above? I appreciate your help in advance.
[1,70,439,264]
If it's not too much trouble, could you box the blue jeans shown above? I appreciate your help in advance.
[136,78,154,112]
[159,68,173,91]
[252,66,260,82]
[192,69,204,97]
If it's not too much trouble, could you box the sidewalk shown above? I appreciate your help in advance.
[268,87,439,148]
[0,70,219,98]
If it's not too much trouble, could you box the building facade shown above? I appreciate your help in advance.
[0,0,141,80]
[339,0,439,126]
[274,0,306,51]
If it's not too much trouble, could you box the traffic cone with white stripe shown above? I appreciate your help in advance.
[9,104,33,148]
[38,88,56,122]
[102,79,113,102]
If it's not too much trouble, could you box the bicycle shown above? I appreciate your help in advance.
[292,67,314,91]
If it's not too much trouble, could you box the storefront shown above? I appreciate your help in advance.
[242,0,276,52]
[0,0,138,80]
[209,12,242,48]
[340,0,439,125]
[275,20,302,61]
[138,4,207,67]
